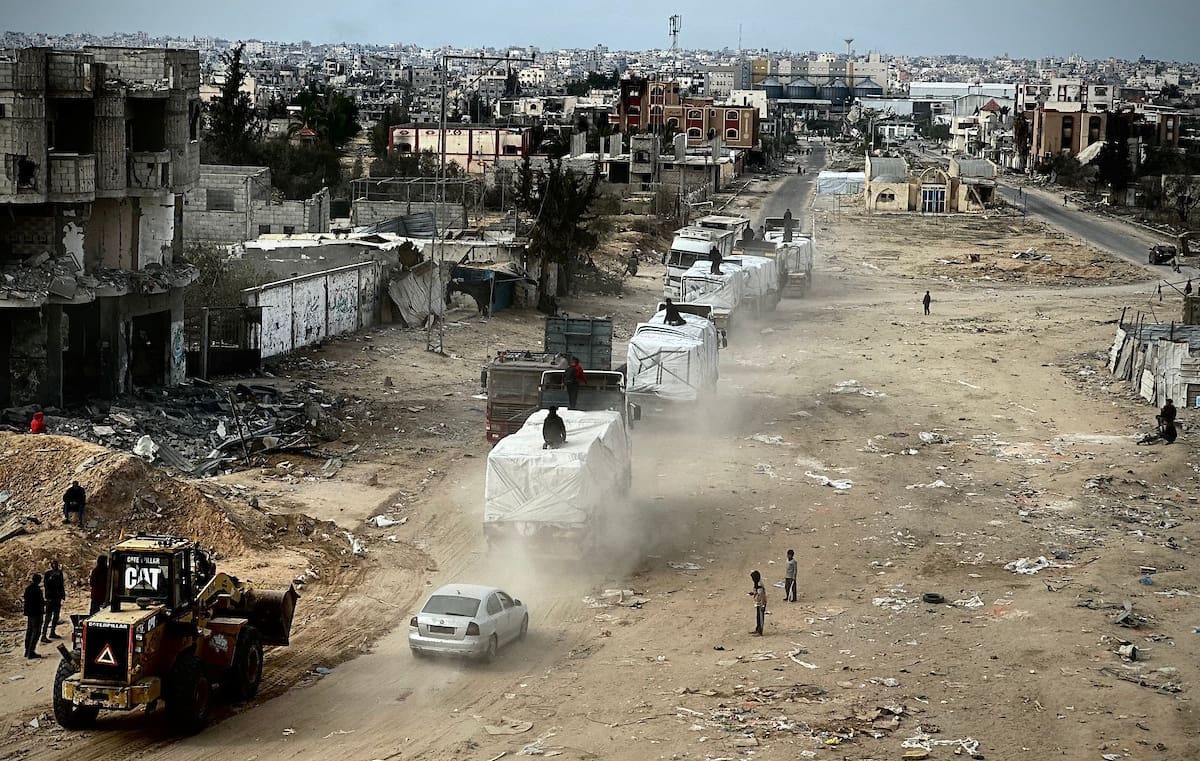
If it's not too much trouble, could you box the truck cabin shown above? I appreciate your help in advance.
[655,302,715,321]
[538,369,625,411]
[483,351,567,442]
[107,536,214,613]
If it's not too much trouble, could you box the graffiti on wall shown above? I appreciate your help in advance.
[246,262,380,359]
[169,320,186,386]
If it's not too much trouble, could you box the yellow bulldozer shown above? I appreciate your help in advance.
[53,535,299,734]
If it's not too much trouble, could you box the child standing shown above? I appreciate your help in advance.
[749,570,767,636]
[784,550,798,602]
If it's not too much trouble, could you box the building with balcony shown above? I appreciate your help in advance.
[0,46,202,407]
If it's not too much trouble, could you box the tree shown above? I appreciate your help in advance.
[371,101,409,158]
[259,140,343,199]
[513,155,602,311]
[1163,174,1200,227]
[203,44,260,164]
[293,82,361,147]
[1096,114,1134,200]
[1013,112,1033,170]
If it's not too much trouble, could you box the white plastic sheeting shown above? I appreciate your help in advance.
[815,170,866,195]
[484,409,631,528]
[626,311,720,402]
[724,255,778,297]
[680,263,746,313]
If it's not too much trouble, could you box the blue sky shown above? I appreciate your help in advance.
[6,0,1198,61]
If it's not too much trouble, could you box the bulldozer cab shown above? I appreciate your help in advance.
[108,536,212,613]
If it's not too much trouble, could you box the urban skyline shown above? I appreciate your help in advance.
[6,0,1200,62]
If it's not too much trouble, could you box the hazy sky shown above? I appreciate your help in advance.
[7,0,1198,62]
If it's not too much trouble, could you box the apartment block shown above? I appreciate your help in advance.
[0,46,201,407]
[182,165,330,244]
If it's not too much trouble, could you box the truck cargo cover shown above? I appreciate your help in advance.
[626,311,720,401]
[680,263,745,312]
[724,255,778,297]
[484,409,630,527]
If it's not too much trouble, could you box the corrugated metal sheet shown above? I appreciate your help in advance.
[356,212,439,238]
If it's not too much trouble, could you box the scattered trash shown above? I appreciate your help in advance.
[753,462,777,478]
[668,561,702,571]
[918,432,948,444]
[344,532,367,556]
[830,379,885,397]
[132,434,159,462]
[368,515,399,528]
[1004,556,1073,574]
[748,433,787,446]
[952,595,984,609]
[873,595,916,612]
[1118,644,1139,661]
[921,593,945,604]
[905,480,949,489]
[282,728,295,736]
[1100,664,1184,693]
[805,471,852,490]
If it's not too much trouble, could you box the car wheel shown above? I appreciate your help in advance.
[485,634,499,662]
[518,615,529,641]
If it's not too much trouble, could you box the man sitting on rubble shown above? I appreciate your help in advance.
[542,407,567,449]
[663,298,687,327]
[62,481,86,526]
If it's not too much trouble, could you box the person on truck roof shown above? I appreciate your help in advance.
[542,407,567,449]
[708,245,723,275]
[663,298,687,327]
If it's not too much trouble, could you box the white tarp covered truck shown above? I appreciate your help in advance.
[484,409,631,555]
[680,262,747,335]
[722,255,779,315]
[737,237,813,297]
[664,227,737,299]
[625,310,720,410]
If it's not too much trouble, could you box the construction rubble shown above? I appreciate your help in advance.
[0,380,353,476]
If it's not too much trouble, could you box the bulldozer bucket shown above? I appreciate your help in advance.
[242,586,300,646]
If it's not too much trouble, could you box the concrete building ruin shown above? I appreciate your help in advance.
[0,46,201,407]
[182,165,330,244]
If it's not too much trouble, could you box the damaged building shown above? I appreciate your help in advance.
[0,46,201,407]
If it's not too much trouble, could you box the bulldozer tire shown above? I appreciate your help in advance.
[165,654,211,734]
[53,660,98,730]
[226,627,264,702]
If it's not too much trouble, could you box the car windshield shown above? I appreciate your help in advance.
[422,594,481,617]
[113,552,172,602]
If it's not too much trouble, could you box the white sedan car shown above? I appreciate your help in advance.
[409,584,529,660]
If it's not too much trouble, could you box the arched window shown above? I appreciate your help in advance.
[1061,115,1074,146]
[686,127,702,138]
[726,110,739,121]
[1088,116,1102,143]
[725,128,739,140]
[667,118,679,129]
[687,109,702,120]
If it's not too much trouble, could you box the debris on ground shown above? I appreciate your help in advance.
[830,379,886,397]
[1003,556,1073,574]
[805,471,853,490]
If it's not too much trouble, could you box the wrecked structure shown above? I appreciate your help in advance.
[1109,316,1200,408]
[862,155,998,213]
[0,46,201,406]
[182,165,330,244]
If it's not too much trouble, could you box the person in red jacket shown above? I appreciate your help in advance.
[29,411,47,434]
[564,356,588,409]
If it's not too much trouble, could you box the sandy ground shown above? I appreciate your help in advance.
[2,169,1199,760]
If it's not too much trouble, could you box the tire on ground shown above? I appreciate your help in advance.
[225,626,264,702]
[165,653,212,734]
[53,660,99,729]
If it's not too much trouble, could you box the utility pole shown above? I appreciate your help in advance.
[427,51,535,355]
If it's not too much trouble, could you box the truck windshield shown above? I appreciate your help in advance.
[490,371,539,397]
[668,251,704,268]
[112,552,172,602]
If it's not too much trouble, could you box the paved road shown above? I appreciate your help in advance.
[752,142,827,232]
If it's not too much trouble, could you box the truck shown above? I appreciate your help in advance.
[482,317,613,443]
[483,408,632,556]
[625,307,721,413]
[679,262,747,336]
[663,226,737,299]
[721,254,780,315]
[695,214,752,237]
[54,535,299,734]
[735,236,813,297]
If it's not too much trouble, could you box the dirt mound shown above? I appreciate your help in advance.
[0,433,260,614]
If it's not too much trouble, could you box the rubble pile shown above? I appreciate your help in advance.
[0,250,199,304]
[1,380,353,476]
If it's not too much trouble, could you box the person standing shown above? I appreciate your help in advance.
[922,290,932,316]
[708,245,723,275]
[623,252,640,277]
[24,573,44,659]
[62,480,86,526]
[542,407,567,449]
[784,550,798,603]
[564,356,588,409]
[748,570,767,636]
[29,411,47,434]
[89,555,109,615]
[41,560,65,642]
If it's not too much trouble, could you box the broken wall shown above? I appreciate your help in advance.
[84,198,137,270]
[242,261,383,359]
[137,194,175,266]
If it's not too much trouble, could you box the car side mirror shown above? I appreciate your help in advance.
[514,599,522,607]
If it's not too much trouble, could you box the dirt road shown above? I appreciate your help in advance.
[5,178,1199,761]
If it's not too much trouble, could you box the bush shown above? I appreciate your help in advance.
[182,243,269,309]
